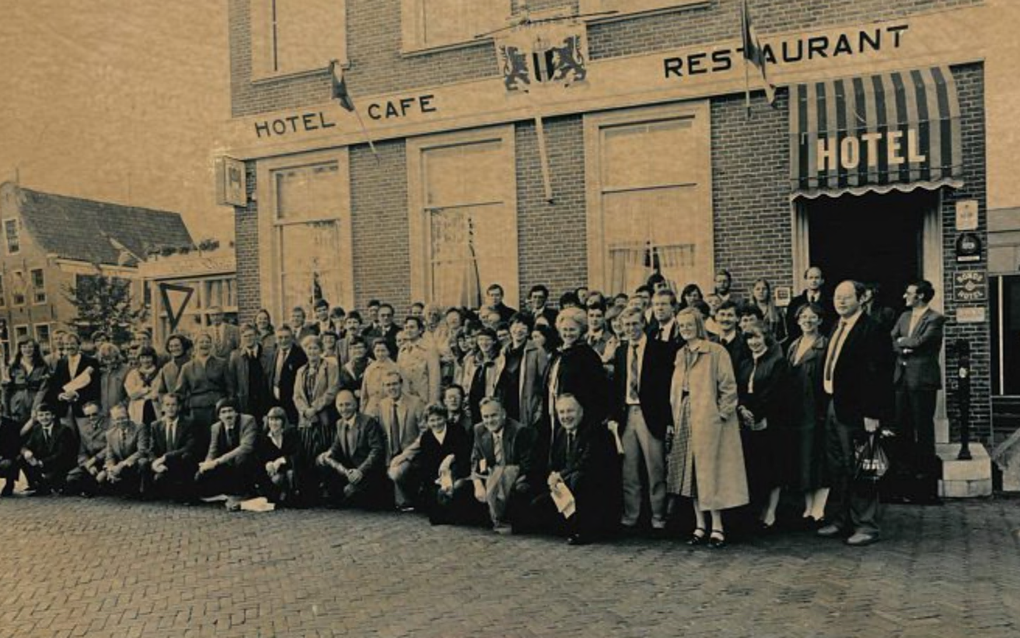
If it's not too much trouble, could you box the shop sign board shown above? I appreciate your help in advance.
[953,271,987,303]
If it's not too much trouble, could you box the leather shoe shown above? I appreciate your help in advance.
[567,533,590,546]
[845,532,880,547]
[816,524,843,538]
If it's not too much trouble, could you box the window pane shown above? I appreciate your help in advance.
[428,203,512,307]
[422,0,503,47]
[424,141,504,207]
[280,221,344,312]
[4,220,19,253]
[275,163,342,221]
[275,0,345,74]
[602,118,695,189]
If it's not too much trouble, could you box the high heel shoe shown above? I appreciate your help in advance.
[708,530,727,549]
[687,527,707,546]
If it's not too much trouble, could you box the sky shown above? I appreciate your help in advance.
[0,1,234,242]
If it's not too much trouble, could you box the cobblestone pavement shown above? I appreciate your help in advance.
[1,494,1018,638]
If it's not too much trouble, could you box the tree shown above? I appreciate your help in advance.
[63,274,146,345]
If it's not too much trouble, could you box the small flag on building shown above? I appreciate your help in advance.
[329,60,356,112]
[740,0,776,114]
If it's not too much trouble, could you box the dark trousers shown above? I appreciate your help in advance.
[195,460,256,498]
[20,461,70,494]
[824,403,881,536]
[256,467,295,505]
[895,384,939,497]
[65,465,102,496]
[0,458,18,494]
[99,463,147,497]
[319,467,391,510]
[427,481,488,526]
[150,463,198,502]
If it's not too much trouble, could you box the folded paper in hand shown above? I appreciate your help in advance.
[63,367,94,395]
[550,481,576,519]
[435,454,455,490]
[607,422,624,455]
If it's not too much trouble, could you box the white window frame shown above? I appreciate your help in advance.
[584,101,714,293]
[257,148,354,320]
[10,269,25,306]
[250,0,348,81]
[34,323,52,353]
[3,219,20,255]
[580,0,709,22]
[400,0,511,54]
[406,125,519,307]
[30,268,46,305]
[13,324,29,344]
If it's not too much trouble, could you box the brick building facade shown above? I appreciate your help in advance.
[224,0,992,445]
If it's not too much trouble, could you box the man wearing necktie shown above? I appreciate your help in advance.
[196,398,259,498]
[818,281,894,547]
[373,371,425,510]
[317,390,387,508]
[209,307,240,359]
[148,392,200,502]
[228,323,273,423]
[19,403,77,495]
[470,397,534,534]
[786,266,834,340]
[890,280,946,504]
[97,404,151,497]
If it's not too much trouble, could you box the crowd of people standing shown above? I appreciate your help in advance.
[0,268,946,549]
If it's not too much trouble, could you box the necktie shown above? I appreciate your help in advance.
[167,421,175,450]
[346,422,357,458]
[43,427,52,446]
[493,431,504,465]
[225,426,234,449]
[390,402,400,454]
[658,327,666,342]
[628,342,640,402]
[824,320,848,385]
[566,431,575,467]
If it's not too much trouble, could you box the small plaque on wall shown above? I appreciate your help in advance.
[774,286,791,307]
[955,199,979,231]
[955,232,982,263]
[956,307,986,323]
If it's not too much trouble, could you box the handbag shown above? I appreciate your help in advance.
[855,432,890,482]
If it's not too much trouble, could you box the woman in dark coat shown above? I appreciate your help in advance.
[736,323,790,531]
[255,406,300,505]
[783,302,830,523]
[3,338,49,426]
[543,307,607,431]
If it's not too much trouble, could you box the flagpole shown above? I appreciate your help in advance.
[352,107,380,164]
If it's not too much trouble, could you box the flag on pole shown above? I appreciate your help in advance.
[329,59,379,161]
[740,0,776,111]
[459,217,483,310]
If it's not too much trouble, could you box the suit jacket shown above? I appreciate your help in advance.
[736,344,791,427]
[23,420,78,475]
[210,323,241,359]
[608,336,675,439]
[471,418,534,487]
[45,354,102,418]
[149,415,200,469]
[372,394,425,460]
[293,358,341,427]
[645,318,685,353]
[175,356,230,410]
[266,345,308,421]
[324,413,386,477]
[531,306,558,327]
[496,343,549,429]
[543,343,608,427]
[891,307,945,389]
[786,290,834,340]
[104,421,151,467]
[76,414,109,467]
[718,331,751,379]
[543,418,615,499]
[206,414,259,466]
[393,423,472,483]
[493,303,517,323]
[228,345,274,418]
[829,312,895,425]
[0,416,23,462]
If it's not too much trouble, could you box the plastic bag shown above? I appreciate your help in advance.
[855,432,890,482]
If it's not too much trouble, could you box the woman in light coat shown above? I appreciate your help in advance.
[124,346,162,426]
[667,307,748,549]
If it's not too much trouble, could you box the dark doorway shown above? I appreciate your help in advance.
[808,190,933,311]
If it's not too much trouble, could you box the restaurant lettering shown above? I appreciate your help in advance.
[663,24,909,79]
[817,128,927,172]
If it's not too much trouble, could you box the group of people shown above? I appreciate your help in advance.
[0,268,945,549]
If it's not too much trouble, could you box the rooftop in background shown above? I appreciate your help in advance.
[1,181,194,267]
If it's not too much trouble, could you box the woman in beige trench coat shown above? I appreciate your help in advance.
[667,308,749,549]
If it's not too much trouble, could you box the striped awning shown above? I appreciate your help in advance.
[790,66,964,199]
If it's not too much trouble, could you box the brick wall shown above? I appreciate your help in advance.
[234,162,260,323]
[941,63,991,443]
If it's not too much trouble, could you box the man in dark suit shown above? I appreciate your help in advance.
[715,301,751,378]
[471,397,535,533]
[195,398,259,497]
[291,306,319,342]
[646,289,684,354]
[266,325,307,425]
[228,323,274,423]
[209,307,241,360]
[316,389,388,509]
[891,280,946,503]
[486,284,517,323]
[526,285,558,327]
[363,303,401,357]
[609,307,674,532]
[786,266,833,340]
[44,333,101,431]
[63,401,109,497]
[148,392,200,501]
[818,281,894,547]
[528,394,619,545]
[19,403,78,495]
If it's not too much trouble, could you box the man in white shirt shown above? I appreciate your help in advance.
[786,266,834,339]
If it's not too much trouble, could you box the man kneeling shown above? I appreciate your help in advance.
[528,394,618,545]
[316,390,388,509]
[148,393,200,502]
[97,404,151,498]
[195,398,258,498]
[389,403,475,525]
[471,397,534,534]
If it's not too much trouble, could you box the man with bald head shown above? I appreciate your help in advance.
[817,280,894,547]
[317,389,388,509]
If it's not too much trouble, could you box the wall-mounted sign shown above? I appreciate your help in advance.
[496,21,588,93]
[955,232,983,263]
[956,307,986,323]
[774,286,792,308]
[953,270,987,303]
[215,157,247,207]
[956,199,979,231]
